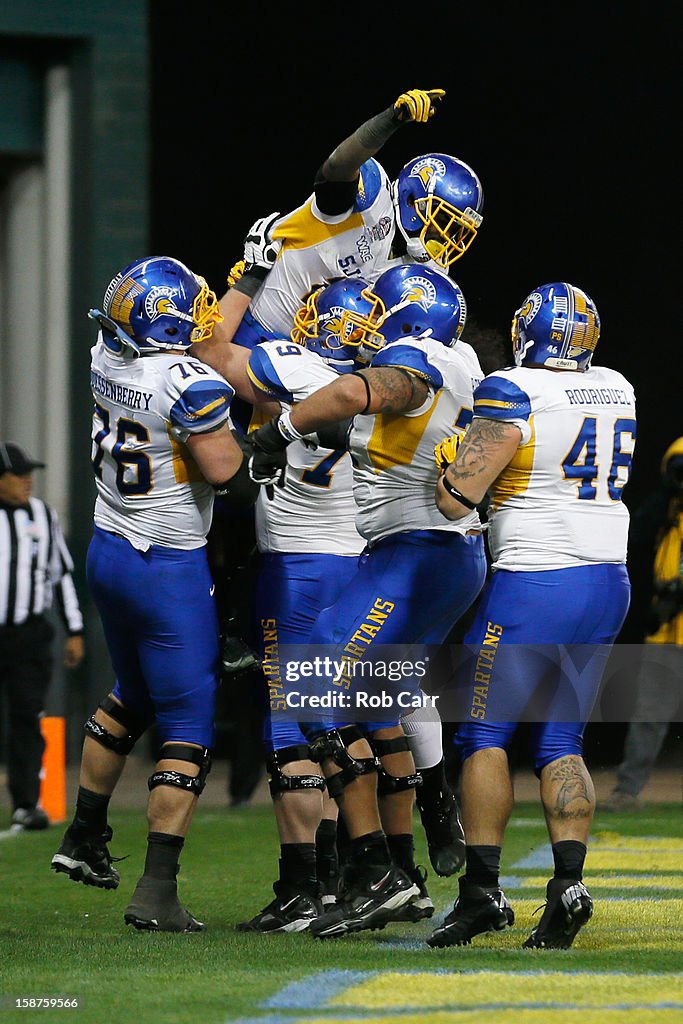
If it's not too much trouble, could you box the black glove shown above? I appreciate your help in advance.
[247,417,290,490]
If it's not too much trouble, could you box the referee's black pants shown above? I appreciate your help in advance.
[0,617,55,811]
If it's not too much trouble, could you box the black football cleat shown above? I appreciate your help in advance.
[235,881,322,933]
[523,878,593,949]
[427,876,514,947]
[309,863,419,939]
[124,877,205,932]
[387,865,434,922]
[51,825,121,889]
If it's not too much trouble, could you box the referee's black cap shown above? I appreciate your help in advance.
[0,442,46,476]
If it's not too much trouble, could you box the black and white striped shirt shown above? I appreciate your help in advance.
[0,497,84,632]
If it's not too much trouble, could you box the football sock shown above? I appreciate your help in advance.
[349,830,391,869]
[464,844,501,888]
[387,832,416,873]
[315,818,339,882]
[416,759,450,809]
[279,842,318,894]
[71,786,111,836]
[144,832,184,880]
[552,840,586,881]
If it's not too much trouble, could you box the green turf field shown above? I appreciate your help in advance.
[1,803,681,1023]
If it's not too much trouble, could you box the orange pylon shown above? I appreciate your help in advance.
[39,716,67,824]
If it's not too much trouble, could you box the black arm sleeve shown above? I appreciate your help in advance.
[313,167,360,216]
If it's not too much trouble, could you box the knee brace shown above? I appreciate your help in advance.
[83,695,150,756]
[370,734,422,795]
[267,744,327,797]
[148,744,212,796]
[309,726,377,799]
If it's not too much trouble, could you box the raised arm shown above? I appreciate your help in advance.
[321,88,446,183]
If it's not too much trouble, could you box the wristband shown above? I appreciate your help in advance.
[232,270,266,298]
[277,410,305,443]
[441,475,477,510]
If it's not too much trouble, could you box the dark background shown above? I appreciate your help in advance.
[148,3,680,765]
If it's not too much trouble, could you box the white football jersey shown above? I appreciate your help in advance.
[249,159,396,335]
[472,364,637,570]
[246,341,364,556]
[349,336,484,545]
[90,337,234,551]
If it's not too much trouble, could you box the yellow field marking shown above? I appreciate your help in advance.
[592,833,683,852]
[327,971,683,1011]
[308,1012,683,1024]
[567,832,683,873]
[511,875,683,890]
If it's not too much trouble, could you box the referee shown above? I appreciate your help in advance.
[0,441,85,830]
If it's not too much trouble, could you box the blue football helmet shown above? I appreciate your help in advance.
[512,282,600,370]
[392,153,484,269]
[353,264,467,355]
[290,278,382,372]
[89,256,223,355]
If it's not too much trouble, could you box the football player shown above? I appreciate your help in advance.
[51,257,256,932]
[234,280,372,934]
[427,282,636,950]
[247,264,488,938]
[221,86,484,351]
[198,86,484,881]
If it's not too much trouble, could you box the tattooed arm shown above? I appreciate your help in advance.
[435,417,522,520]
[287,366,430,435]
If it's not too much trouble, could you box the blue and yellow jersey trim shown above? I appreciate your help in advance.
[246,347,295,403]
[169,380,233,432]
[372,343,443,391]
[473,375,531,420]
[354,158,384,212]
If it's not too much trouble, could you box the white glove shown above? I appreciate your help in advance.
[243,212,282,274]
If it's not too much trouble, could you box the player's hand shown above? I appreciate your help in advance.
[393,88,446,123]
[247,418,290,491]
[64,634,85,669]
[434,433,461,474]
[243,212,282,278]
[226,258,245,288]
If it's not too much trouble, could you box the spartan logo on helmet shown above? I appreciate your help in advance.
[144,286,194,325]
[398,274,438,313]
[409,156,448,193]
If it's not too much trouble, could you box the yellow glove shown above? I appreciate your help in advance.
[434,433,461,474]
[394,88,446,123]
[227,259,245,288]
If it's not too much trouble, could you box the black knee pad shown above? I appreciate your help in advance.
[266,744,327,797]
[83,695,150,756]
[309,726,377,799]
[369,733,422,795]
[148,744,212,797]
